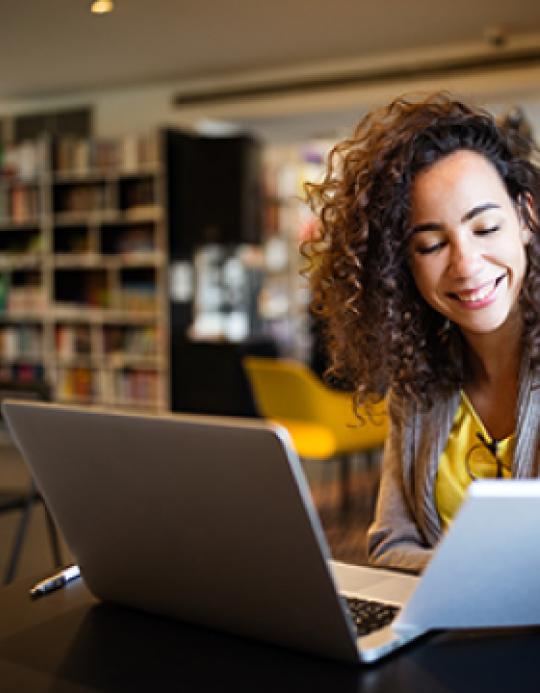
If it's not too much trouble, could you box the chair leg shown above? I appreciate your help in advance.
[3,480,63,585]
[365,449,376,472]
[338,454,352,514]
[3,485,35,585]
[318,458,335,509]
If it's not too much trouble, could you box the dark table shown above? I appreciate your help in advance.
[1,575,539,692]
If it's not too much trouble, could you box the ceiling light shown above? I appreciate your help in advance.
[90,0,114,14]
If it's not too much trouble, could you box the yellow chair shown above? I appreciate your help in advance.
[243,356,388,511]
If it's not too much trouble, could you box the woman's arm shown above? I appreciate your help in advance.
[366,399,434,574]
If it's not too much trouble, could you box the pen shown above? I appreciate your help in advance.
[29,564,81,599]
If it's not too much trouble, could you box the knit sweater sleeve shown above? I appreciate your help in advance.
[366,396,434,575]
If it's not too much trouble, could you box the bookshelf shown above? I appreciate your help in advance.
[259,142,330,362]
[0,133,169,411]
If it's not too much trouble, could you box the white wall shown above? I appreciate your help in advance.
[1,57,540,142]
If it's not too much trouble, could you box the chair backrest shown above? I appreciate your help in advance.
[243,357,388,455]
[243,357,336,420]
[244,356,385,421]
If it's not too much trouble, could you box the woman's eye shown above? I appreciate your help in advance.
[475,225,499,236]
[416,241,446,255]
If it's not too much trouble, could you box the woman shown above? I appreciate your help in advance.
[305,92,540,574]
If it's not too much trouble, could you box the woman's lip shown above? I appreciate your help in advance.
[448,272,506,301]
[448,273,506,305]
[451,277,501,298]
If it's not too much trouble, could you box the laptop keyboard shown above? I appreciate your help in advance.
[345,597,400,637]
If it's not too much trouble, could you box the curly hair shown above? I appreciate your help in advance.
[305,92,540,412]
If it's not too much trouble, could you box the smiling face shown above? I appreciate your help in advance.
[408,149,530,340]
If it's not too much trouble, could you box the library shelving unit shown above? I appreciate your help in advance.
[259,142,331,362]
[0,134,170,412]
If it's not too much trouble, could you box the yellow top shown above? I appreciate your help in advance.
[435,391,514,529]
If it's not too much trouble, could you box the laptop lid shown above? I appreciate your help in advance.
[2,400,361,663]
[396,479,540,629]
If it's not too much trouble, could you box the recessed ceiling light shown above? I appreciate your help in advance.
[90,0,114,14]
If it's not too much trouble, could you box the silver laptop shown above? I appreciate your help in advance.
[3,400,540,664]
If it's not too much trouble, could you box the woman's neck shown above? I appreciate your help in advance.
[462,313,523,388]
[460,314,524,440]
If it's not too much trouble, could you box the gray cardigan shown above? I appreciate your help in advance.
[366,363,540,574]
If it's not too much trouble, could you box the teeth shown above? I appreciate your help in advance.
[456,282,495,302]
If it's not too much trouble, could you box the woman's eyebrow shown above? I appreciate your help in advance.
[410,203,502,236]
[461,202,501,223]
[410,222,441,235]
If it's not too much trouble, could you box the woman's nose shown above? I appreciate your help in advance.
[448,238,483,280]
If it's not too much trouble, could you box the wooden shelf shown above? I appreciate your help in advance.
[56,394,96,406]
[51,306,159,324]
[0,175,43,187]
[51,354,163,369]
[0,311,46,323]
[52,163,162,183]
[0,133,171,411]
[0,254,44,270]
[52,252,164,269]
[0,218,42,229]
[53,206,162,226]
[103,354,164,370]
[0,355,43,365]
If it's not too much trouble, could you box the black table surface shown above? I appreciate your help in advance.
[1,575,539,692]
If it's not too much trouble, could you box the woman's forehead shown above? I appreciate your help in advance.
[410,150,510,223]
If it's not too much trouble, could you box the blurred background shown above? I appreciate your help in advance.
[1,0,540,581]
